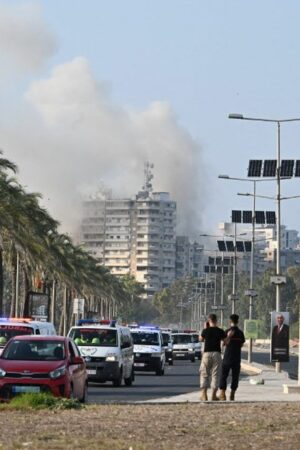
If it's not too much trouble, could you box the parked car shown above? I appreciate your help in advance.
[0,335,87,402]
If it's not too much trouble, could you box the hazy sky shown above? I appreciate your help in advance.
[2,0,300,237]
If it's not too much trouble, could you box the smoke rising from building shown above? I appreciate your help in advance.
[0,4,206,237]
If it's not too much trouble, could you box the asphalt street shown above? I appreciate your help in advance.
[88,359,200,403]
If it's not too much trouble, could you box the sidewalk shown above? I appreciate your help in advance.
[144,359,300,403]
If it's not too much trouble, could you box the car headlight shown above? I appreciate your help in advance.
[0,368,6,378]
[151,353,161,357]
[188,348,193,352]
[106,354,118,362]
[49,365,66,379]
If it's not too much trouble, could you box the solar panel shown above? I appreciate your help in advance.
[217,240,226,252]
[223,266,229,274]
[248,160,262,177]
[266,211,276,224]
[226,241,234,252]
[255,211,265,224]
[243,210,252,224]
[232,210,242,223]
[217,266,222,273]
[223,257,231,266]
[244,241,252,252]
[280,160,294,177]
[210,266,216,273]
[263,160,277,177]
[208,257,215,265]
[204,266,210,273]
[236,241,245,252]
[295,160,300,177]
[216,257,222,266]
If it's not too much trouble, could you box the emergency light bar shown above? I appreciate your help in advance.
[76,319,117,327]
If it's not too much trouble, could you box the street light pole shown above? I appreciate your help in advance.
[228,113,300,373]
[248,180,256,363]
[232,223,237,314]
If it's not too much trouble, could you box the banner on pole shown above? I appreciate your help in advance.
[244,319,259,339]
[271,311,289,362]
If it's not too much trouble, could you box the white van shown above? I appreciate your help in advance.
[172,332,196,362]
[130,326,165,375]
[68,320,134,387]
[0,318,56,354]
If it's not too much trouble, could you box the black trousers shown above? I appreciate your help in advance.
[219,360,241,391]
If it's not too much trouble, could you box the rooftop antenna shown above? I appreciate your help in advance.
[143,162,154,194]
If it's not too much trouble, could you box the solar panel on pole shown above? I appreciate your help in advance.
[263,160,277,177]
[244,241,252,252]
[236,241,245,252]
[248,160,262,177]
[243,210,252,224]
[280,160,294,177]
[208,257,215,265]
[232,210,242,223]
[223,266,229,274]
[204,266,209,273]
[223,257,230,266]
[255,211,265,224]
[226,241,234,252]
[266,211,276,224]
[210,266,216,273]
[295,160,300,177]
[217,241,226,252]
[216,257,222,266]
[217,266,222,273]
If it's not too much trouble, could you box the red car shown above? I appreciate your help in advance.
[0,335,88,402]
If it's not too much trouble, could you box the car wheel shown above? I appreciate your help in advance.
[113,369,122,387]
[156,364,164,376]
[168,359,173,366]
[124,368,134,386]
[80,382,88,403]
[191,356,195,363]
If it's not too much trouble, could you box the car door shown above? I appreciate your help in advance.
[68,340,85,399]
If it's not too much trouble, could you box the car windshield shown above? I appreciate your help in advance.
[172,334,193,344]
[0,325,33,346]
[131,332,160,346]
[162,333,171,345]
[1,340,65,361]
[69,328,118,347]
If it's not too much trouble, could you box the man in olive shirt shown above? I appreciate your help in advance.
[199,313,229,401]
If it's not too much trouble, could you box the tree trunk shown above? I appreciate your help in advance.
[0,250,4,316]
[10,261,16,317]
[23,269,30,317]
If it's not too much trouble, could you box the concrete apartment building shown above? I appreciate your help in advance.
[175,236,204,279]
[80,164,177,299]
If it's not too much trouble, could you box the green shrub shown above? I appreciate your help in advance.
[8,392,82,410]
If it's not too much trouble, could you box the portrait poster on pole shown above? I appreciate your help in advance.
[271,311,289,362]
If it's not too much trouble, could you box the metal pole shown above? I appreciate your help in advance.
[50,279,56,324]
[221,252,224,328]
[63,285,67,336]
[276,122,281,373]
[15,252,20,317]
[214,272,217,306]
[248,181,256,363]
[298,306,300,385]
[232,223,237,313]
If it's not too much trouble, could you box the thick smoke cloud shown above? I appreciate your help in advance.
[0,2,57,73]
[0,4,205,237]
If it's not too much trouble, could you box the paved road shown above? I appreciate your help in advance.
[242,348,298,379]
[88,359,200,403]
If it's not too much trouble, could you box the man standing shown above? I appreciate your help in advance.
[199,313,227,401]
[219,314,245,401]
[271,313,289,362]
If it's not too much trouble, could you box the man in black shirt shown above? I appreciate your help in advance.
[219,314,245,401]
[199,313,228,401]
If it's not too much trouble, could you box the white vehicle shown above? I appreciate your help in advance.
[0,318,56,354]
[191,332,202,360]
[161,331,173,365]
[68,320,134,387]
[130,326,165,376]
[172,332,196,362]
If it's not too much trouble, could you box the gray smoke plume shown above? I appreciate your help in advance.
[0,5,206,237]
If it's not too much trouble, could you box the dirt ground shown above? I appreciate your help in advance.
[0,403,300,450]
